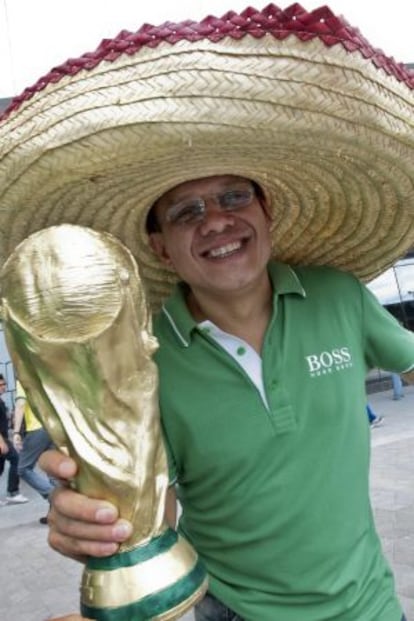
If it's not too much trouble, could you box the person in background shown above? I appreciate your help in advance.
[366,403,384,428]
[12,380,55,523]
[0,374,28,505]
[391,372,404,400]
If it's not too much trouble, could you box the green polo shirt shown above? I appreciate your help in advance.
[153,261,414,621]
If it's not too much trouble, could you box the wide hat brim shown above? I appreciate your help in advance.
[1,4,413,310]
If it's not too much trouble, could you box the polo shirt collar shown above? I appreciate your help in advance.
[161,261,306,347]
[161,282,196,348]
[267,261,306,300]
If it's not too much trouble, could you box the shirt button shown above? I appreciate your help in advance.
[236,346,246,356]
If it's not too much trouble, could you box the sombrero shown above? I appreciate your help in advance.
[0,3,413,311]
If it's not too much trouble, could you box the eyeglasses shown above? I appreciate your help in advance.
[164,186,255,227]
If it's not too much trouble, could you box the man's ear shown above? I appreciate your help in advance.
[149,233,174,267]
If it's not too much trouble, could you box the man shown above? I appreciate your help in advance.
[0,374,28,505]
[0,5,413,621]
[43,174,414,621]
[12,380,55,523]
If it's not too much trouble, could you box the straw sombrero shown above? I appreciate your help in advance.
[1,3,413,310]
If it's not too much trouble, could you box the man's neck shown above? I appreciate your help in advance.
[187,274,273,354]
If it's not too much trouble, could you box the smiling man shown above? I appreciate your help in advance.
[42,171,414,621]
[0,4,414,621]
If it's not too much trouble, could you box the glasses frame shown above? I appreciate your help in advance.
[164,185,255,227]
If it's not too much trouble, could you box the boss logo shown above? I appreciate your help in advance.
[305,347,352,377]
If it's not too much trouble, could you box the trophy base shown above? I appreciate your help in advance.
[80,528,208,620]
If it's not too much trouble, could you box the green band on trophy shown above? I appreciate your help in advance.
[87,528,178,570]
[81,560,207,621]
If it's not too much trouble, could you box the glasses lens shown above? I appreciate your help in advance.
[219,189,254,210]
[166,199,205,225]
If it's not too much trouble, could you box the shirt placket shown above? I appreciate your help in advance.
[262,297,297,434]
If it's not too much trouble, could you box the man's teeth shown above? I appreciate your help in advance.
[208,241,242,258]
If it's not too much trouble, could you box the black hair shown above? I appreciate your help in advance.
[146,205,161,234]
[251,180,266,204]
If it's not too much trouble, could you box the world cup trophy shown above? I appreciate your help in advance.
[0,224,208,621]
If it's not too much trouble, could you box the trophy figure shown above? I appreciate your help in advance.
[0,224,208,621]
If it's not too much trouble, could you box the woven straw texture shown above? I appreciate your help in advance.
[0,3,413,310]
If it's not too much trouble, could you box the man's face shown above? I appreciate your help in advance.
[0,379,6,395]
[149,175,272,297]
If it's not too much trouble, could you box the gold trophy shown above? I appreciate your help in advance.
[0,224,208,621]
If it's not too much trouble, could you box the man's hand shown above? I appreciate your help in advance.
[39,450,133,563]
[0,436,9,455]
[12,432,23,451]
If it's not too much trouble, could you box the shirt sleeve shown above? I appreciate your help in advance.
[362,282,414,373]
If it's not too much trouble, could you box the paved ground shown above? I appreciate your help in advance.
[1,386,413,620]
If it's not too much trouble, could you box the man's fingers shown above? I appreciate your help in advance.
[47,512,132,560]
[47,487,133,561]
[51,487,119,523]
[47,527,120,562]
[39,449,78,482]
[41,453,133,562]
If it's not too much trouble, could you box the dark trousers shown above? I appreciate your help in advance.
[366,403,377,423]
[195,592,407,621]
[0,438,20,495]
[195,593,244,621]
[18,428,55,498]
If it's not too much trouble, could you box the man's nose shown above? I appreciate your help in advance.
[198,202,235,235]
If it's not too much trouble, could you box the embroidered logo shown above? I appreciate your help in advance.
[305,347,353,377]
